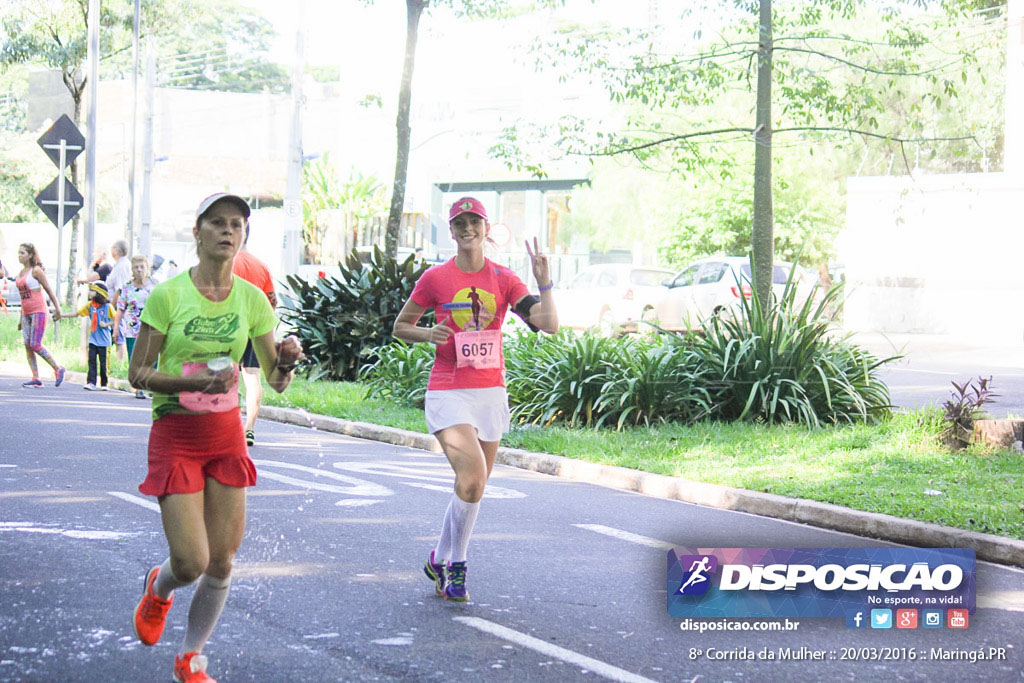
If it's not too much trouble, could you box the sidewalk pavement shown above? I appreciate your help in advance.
[6,360,1022,568]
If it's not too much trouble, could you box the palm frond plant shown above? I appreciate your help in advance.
[693,264,895,426]
[594,336,716,429]
[279,247,430,381]
[360,340,434,408]
[505,330,620,428]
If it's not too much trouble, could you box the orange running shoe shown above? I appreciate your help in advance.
[133,566,173,645]
[174,652,216,683]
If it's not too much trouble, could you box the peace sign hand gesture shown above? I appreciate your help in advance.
[525,237,551,289]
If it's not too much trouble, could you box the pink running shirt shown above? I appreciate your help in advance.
[16,270,46,316]
[410,258,530,390]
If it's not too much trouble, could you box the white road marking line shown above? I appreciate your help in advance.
[371,637,413,646]
[574,524,674,550]
[107,491,160,513]
[253,459,392,497]
[334,461,527,499]
[978,591,1024,612]
[0,522,137,540]
[334,499,384,507]
[400,481,526,499]
[454,617,659,683]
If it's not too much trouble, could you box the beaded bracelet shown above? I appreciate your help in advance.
[538,282,554,292]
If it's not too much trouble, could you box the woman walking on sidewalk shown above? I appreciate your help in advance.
[393,197,558,602]
[15,243,66,388]
[128,193,304,683]
[112,254,156,398]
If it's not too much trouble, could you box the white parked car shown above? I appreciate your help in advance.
[650,257,815,332]
[555,264,675,334]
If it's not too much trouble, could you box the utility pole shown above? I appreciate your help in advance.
[282,1,306,276]
[140,39,155,258]
[84,0,100,267]
[1007,0,1023,175]
[127,0,140,253]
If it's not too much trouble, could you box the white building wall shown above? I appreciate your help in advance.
[841,172,1024,342]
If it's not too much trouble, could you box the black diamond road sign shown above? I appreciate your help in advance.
[37,114,85,169]
[34,176,84,228]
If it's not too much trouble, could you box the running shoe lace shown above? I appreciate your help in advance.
[448,563,466,587]
[140,592,169,621]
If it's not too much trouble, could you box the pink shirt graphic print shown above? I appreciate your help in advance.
[410,258,530,390]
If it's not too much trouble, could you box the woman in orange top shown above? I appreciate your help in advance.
[15,243,66,388]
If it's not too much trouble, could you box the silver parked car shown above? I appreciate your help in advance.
[555,264,675,335]
[650,257,814,332]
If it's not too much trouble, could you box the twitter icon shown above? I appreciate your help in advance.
[871,609,893,629]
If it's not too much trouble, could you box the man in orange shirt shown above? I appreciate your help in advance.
[231,224,277,447]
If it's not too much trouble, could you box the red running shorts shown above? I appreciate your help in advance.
[138,408,257,497]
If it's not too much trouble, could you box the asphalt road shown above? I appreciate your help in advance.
[859,334,1024,418]
[1,369,1023,682]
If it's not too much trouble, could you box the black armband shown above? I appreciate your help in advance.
[513,294,541,332]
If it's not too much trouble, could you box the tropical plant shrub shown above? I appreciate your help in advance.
[593,337,717,428]
[692,273,893,426]
[360,340,434,408]
[357,276,894,429]
[279,247,431,381]
[504,330,623,428]
[940,376,997,448]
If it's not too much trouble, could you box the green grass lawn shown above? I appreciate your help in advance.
[262,376,1022,541]
[1,314,129,377]
[4,314,1020,540]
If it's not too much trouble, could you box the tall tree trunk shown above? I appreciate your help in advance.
[385,0,427,259]
[751,0,773,312]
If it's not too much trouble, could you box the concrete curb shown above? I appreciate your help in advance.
[260,405,1024,568]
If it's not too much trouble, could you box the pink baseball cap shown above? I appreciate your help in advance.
[196,193,251,221]
[449,197,488,222]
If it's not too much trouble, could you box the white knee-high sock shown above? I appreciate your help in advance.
[433,498,454,563]
[153,557,192,599]
[182,574,231,654]
[448,495,481,563]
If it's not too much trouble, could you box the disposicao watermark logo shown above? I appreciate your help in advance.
[667,548,975,624]
[676,555,719,595]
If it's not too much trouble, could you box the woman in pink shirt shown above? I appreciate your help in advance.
[393,197,558,602]
[15,243,66,388]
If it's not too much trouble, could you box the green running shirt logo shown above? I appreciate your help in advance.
[184,312,240,342]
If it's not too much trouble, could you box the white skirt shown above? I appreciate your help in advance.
[424,387,511,442]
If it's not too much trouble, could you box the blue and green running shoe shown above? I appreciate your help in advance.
[424,551,445,596]
[443,561,469,602]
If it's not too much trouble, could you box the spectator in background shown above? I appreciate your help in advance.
[165,260,180,280]
[15,243,66,388]
[76,248,112,285]
[112,254,157,398]
[71,281,113,391]
[149,254,166,283]
[0,258,8,313]
[231,225,277,447]
[106,240,131,362]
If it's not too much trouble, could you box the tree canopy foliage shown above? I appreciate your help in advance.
[494,0,1003,274]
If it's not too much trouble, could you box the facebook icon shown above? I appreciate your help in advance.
[846,611,866,629]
